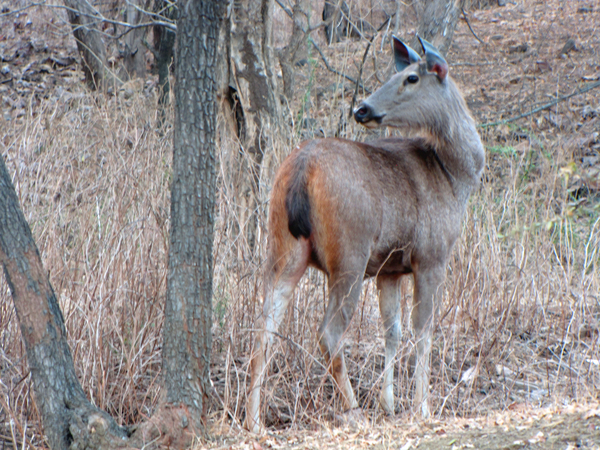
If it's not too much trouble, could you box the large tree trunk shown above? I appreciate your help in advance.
[413,0,461,56]
[151,0,224,435]
[64,0,118,90]
[0,156,129,450]
[226,0,283,254]
[1,1,224,447]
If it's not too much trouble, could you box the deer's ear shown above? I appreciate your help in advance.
[392,36,421,72]
[418,36,448,81]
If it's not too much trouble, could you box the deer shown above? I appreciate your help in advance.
[244,36,485,432]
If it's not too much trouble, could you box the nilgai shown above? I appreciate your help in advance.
[245,36,485,432]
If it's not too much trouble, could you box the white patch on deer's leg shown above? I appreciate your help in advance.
[245,242,309,432]
[413,330,432,418]
[377,275,402,415]
[411,266,444,419]
[246,282,297,432]
[245,324,266,432]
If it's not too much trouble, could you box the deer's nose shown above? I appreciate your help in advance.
[354,104,373,123]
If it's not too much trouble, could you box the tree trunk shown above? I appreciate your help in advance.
[278,0,309,101]
[413,0,460,56]
[64,0,118,90]
[1,1,224,447]
[226,0,282,254]
[323,0,348,44]
[322,0,374,44]
[121,0,149,79]
[153,0,177,127]
[393,0,402,36]
[154,0,224,435]
[0,156,129,450]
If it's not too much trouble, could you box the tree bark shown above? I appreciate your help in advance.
[155,0,225,434]
[152,0,177,127]
[64,0,118,90]
[278,0,309,101]
[0,156,129,450]
[121,0,149,79]
[226,0,282,254]
[413,0,460,56]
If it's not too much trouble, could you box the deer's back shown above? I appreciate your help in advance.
[273,137,467,276]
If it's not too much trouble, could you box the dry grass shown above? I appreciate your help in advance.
[1,0,600,448]
[1,86,171,434]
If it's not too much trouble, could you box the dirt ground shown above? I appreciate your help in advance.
[204,403,600,449]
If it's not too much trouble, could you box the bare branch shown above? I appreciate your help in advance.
[308,37,370,94]
[7,1,177,33]
[461,5,484,45]
[53,2,177,32]
[350,15,393,116]
[0,1,48,17]
[480,80,600,128]
[274,0,330,32]
[273,0,369,93]
[274,0,293,18]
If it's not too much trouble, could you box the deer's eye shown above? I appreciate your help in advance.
[406,75,419,84]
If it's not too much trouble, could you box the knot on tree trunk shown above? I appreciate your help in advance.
[66,405,130,450]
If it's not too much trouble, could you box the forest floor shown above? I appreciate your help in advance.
[1,0,600,448]
[207,402,600,450]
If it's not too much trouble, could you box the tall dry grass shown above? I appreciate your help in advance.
[1,0,599,447]
[1,86,171,442]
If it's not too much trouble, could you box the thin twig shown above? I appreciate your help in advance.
[274,0,368,92]
[480,79,600,128]
[272,331,328,372]
[349,15,392,117]
[461,5,484,45]
[274,0,293,18]
[308,37,370,93]
[454,62,496,66]
[0,0,47,17]
[23,2,176,32]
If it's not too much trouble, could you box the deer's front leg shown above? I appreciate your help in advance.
[412,266,445,418]
[377,275,403,415]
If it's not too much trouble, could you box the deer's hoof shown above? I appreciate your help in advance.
[334,407,367,428]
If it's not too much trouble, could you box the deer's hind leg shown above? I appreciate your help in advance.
[245,239,310,432]
[318,264,367,411]
[377,274,403,415]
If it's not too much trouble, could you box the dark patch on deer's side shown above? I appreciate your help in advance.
[285,153,312,239]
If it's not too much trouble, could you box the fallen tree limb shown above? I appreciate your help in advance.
[480,79,600,128]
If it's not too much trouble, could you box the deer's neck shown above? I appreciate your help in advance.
[427,85,485,197]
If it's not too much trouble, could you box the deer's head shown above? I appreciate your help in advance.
[354,37,451,132]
